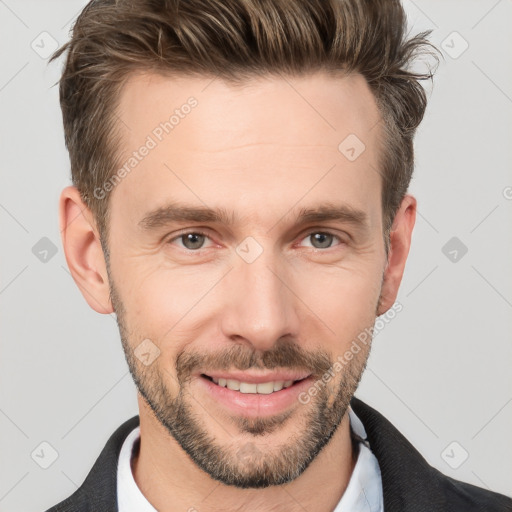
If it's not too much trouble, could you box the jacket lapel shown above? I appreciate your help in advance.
[46,415,140,512]
[350,396,446,511]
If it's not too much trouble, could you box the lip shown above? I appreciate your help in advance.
[200,370,312,384]
[196,374,314,418]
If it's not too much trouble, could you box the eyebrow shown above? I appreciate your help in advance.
[138,201,369,233]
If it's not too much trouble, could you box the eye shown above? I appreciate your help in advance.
[168,231,213,251]
[299,231,343,250]
[167,230,344,252]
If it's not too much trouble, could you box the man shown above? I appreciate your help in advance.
[47,0,511,510]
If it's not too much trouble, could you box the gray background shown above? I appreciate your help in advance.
[1,1,511,510]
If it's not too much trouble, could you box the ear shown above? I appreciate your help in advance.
[59,186,113,314]
[377,194,416,316]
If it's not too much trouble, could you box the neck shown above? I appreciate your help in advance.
[132,397,357,512]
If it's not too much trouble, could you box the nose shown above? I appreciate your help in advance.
[220,246,300,352]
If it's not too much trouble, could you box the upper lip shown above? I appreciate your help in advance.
[199,371,312,384]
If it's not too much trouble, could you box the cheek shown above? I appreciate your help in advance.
[112,236,383,356]
[118,260,223,345]
[293,262,382,347]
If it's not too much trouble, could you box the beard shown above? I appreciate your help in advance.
[108,274,376,489]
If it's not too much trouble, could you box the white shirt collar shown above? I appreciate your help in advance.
[117,406,383,512]
[333,408,384,511]
[117,426,156,512]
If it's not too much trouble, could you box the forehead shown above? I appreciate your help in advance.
[111,70,383,231]
[117,70,380,148]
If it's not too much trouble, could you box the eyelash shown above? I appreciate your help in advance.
[167,229,345,251]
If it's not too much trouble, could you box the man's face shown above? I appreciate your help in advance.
[106,70,387,488]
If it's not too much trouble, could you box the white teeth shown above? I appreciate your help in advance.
[239,382,257,393]
[208,376,302,394]
[273,381,284,392]
[256,382,275,394]
[226,379,240,391]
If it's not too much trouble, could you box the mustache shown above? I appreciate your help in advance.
[175,338,333,383]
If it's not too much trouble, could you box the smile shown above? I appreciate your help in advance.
[198,373,313,417]
[203,375,299,394]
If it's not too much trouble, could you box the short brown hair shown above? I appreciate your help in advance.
[51,0,439,254]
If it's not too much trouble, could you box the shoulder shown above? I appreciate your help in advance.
[44,416,140,512]
[350,396,512,511]
[440,472,512,511]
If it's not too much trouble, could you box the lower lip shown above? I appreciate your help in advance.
[197,375,313,418]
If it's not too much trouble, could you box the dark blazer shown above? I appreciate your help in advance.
[45,397,512,511]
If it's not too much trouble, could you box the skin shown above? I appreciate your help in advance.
[60,70,416,511]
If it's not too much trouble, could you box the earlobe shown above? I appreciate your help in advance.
[59,186,113,314]
[377,194,417,316]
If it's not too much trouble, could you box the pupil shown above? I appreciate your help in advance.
[312,233,332,248]
[183,233,204,250]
